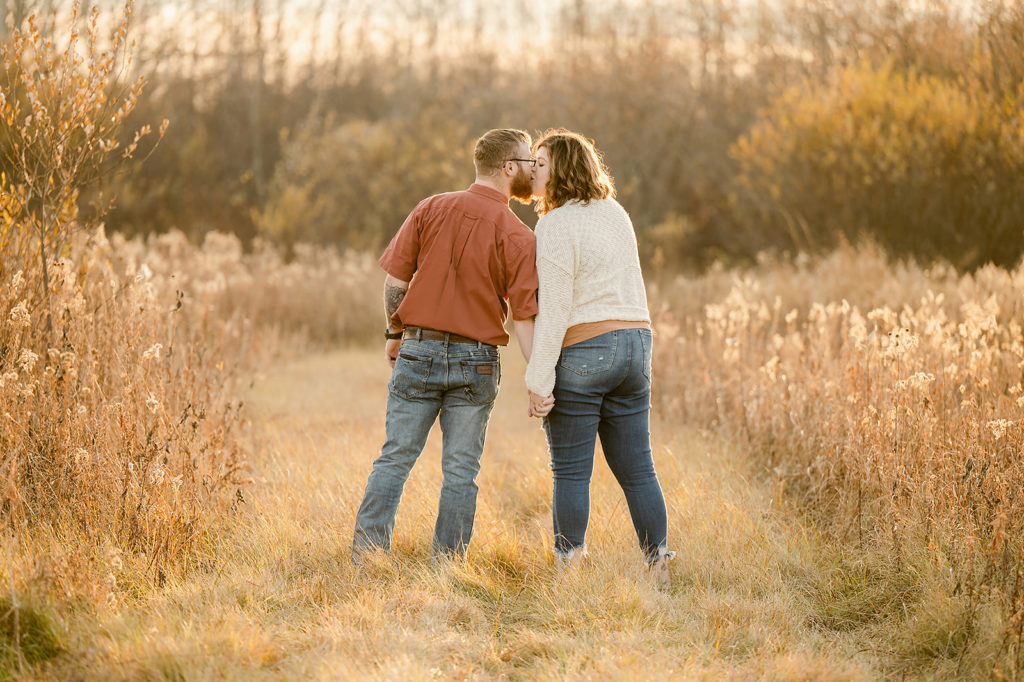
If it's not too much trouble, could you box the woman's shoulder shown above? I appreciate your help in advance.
[569,198,631,228]
[546,197,621,218]
[538,198,628,232]
[566,197,626,215]
[591,197,627,214]
[535,204,575,233]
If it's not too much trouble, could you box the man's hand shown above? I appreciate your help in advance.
[386,338,402,367]
[528,390,554,418]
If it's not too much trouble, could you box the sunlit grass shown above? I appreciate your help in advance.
[8,240,1024,678]
[652,242,1024,677]
[9,348,876,679]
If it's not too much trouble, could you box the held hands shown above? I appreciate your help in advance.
[528,390,554,418]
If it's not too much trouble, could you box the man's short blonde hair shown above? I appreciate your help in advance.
[474,128,531,176]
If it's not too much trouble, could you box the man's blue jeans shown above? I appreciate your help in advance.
[543,328,670,562]
[353,337,499,559]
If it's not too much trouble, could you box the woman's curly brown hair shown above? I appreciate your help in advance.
[534,129,615,215]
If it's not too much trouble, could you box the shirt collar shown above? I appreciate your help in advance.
[468,183,510,205]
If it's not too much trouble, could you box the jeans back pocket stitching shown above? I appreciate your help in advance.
[460,359,499,405]
[558,334,618,376]
[392,355,433,399]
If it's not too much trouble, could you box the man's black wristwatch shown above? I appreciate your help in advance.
[385,328,404,340]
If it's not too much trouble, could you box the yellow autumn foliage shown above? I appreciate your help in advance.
[731,61,1024,269]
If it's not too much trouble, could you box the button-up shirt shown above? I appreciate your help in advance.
[379,183,539,346]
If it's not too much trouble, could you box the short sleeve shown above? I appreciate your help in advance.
[505,234,539,320]
[378,203,422,281]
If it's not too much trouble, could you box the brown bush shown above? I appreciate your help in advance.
[651,242,1024,663]
[0,2,241,590]
[731,61,1024,268]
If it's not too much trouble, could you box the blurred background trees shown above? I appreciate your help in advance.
[2,0,1022,271]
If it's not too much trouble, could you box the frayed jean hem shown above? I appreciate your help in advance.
[645,546,675,565]
[553,544,587,561]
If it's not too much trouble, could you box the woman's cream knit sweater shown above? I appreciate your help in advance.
[524,198,650,397]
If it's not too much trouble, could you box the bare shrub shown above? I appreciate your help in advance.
[652,242,1024,664]
[113,229,383,351]
[0,2,242,601]
[256,109,472,255]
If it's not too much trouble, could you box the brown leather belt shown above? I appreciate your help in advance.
[403,327,483,345]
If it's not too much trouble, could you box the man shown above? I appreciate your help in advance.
[352,128,542,561]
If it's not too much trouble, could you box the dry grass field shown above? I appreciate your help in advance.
[6,3,1024,678]
[13,346,881,680]
[6,237,1024,679]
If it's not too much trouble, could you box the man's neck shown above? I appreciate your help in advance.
[473,175,511,199]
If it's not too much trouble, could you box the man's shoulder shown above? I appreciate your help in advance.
[496,211,535,245]
[428,189,529,225]
[484,198,531,236]
[418,188,535,248]
[418,189,470,212]
[418,188,506,219]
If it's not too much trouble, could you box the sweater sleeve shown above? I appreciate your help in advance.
[525,219,574,396]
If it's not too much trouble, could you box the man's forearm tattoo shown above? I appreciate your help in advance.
[384,283,407,328]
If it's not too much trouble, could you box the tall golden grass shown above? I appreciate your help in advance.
[9,347,871,679]
[0,221,383,673]
[652,242,1024,671]
[112,229,383,351]
[8,225,1024,676]
[16,2,1024,678]
[5,9,1023,671]
[0,222,382,563]
[1,223,247,580]
[1,2,383,619]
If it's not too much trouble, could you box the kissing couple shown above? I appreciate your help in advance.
[351,128,673,584]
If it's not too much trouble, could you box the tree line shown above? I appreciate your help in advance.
[3,0,1023,270]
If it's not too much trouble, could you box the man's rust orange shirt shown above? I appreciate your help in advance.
[378,183,539,346]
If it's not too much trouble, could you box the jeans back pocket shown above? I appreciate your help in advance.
[390,351,433,399]
[558,333,617,376]
[459,357,500,405]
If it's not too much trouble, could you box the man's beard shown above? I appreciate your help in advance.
[510,167,533,204]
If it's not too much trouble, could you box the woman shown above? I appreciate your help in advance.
[524,129,672,584]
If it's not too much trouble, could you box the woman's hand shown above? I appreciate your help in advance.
[528,391,554,418]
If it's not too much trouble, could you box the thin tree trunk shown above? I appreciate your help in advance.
[249,0,265,202]
[38,222,54,342]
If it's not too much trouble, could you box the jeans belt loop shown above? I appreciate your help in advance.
[416,327,422,342]
[443,331,450,347]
